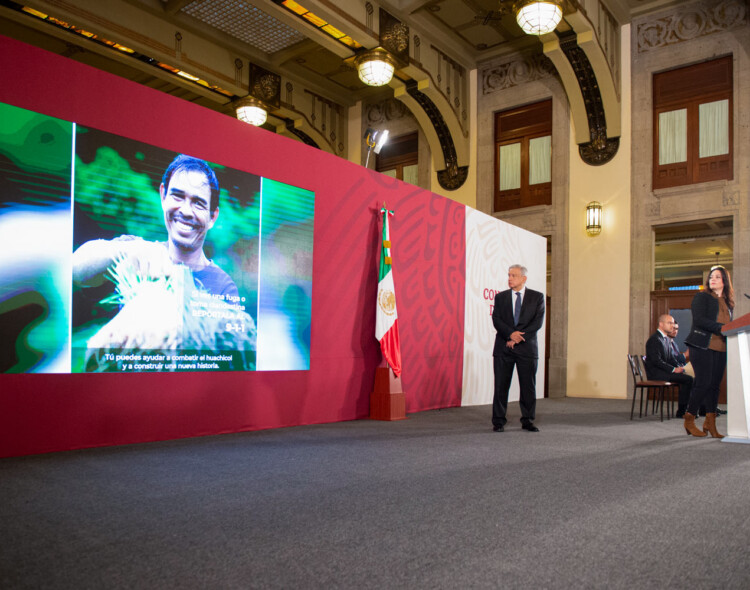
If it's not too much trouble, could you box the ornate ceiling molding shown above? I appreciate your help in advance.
[481,54,556,95]
[542,10,621,166]
[560,30,618,165]
[365,99,412,125]
[637,0,748,53]
[403,80,468,191]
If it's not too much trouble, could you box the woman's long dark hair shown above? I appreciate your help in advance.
[706,265,735,311]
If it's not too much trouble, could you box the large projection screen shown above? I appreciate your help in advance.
[0,102,314,373]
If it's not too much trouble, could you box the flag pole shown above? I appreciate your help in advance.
[370,202,406,421]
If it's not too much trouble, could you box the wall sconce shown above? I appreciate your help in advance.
[355,48,396,87]
[515,0,563,35]
[235,97,268,126]
[364,128,389,167]
[586,201,602,236]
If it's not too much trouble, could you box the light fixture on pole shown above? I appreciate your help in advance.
[515,0,563,35]
[235,97,268,126]
[355,48,396,87]
[586,201,602,236]
[364,128,389,168]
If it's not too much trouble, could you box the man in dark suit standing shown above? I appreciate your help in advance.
[644,314,693,418]
[492,264,545,432]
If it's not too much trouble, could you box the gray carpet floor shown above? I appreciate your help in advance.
[1,398,749,589]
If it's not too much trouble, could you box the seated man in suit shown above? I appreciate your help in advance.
[645,314,693,418]
[491,264,545,432]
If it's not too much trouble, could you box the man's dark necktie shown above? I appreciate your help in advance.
[664,336,674,362]
[669,338,680,360]
[514,292,522,326]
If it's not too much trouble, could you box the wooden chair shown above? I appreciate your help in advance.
[627,354,675,421]
[641,355,678,419]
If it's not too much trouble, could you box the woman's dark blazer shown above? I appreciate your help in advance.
[684,291,725,350]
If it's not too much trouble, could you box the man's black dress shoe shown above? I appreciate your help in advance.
[521,422,539,432]
[716,408,727,415]
[492,425,504,432]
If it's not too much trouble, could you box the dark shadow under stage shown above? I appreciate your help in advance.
[1,398,747,589]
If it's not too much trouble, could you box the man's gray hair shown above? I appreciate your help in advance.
[509,264,528,276]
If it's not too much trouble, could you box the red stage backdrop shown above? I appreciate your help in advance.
[0,35,465,457]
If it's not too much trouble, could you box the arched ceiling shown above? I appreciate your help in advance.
[0,0,685,112]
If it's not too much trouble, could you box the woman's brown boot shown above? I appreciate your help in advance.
[702,412,725,439]
[684,412,707,437]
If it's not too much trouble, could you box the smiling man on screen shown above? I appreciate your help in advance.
[73,154,238,299]
[71,154,255,369]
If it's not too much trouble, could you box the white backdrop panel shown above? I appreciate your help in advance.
[462,207,547,407]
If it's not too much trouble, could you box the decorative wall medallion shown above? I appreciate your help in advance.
[436,165,469,191]
[285,82,293,106]
[579,137,620,165]
[722,190,740,207]
[380,10,409,64]
[234,58,243,86]
[248,63,280,108]
[258,76,278,100]
[384,23,409,53]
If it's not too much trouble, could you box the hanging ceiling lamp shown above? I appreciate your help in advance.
[515,0,563,36]
[235,97,267,127]
[354,48,396,87]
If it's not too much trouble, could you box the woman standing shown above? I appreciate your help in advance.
[683,265,734,438]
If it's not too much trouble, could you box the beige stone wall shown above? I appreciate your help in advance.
[564,25,632,399]
[629,0,750,357]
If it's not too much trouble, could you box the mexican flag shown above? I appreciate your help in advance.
[375,206,402,377]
